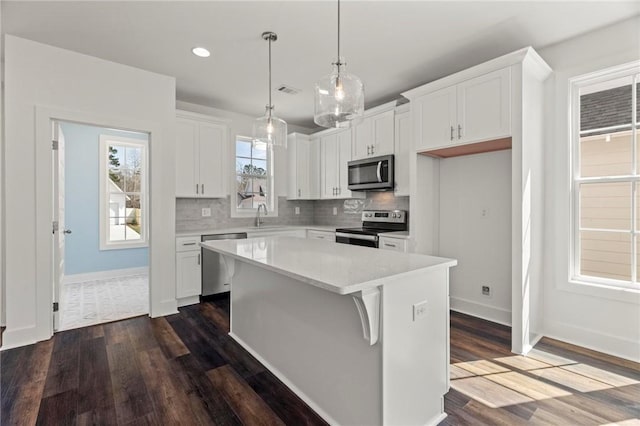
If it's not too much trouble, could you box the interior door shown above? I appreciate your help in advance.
[52,122,66,331]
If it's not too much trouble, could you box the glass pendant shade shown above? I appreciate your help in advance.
[253,106,287,148]
[314,61,364,128]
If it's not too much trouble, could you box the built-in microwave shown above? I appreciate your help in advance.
[347,155,394,191]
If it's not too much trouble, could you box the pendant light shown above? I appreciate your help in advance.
[253,31,287,147]
[314,0,364,128]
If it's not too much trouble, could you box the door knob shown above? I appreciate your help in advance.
[63,229,72,234]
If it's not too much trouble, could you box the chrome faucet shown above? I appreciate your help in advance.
[256,203,268,227]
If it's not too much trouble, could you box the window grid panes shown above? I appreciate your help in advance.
[106,142,145,243]
[235,137,271,210]
[574,67,640,289]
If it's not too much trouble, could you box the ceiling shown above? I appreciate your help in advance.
[3,1,639,130]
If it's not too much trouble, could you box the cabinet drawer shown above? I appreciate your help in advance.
[379,237,407,252]
[307,230,336,241]
[176,236,201,252]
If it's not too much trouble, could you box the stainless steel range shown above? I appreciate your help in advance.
[335,210,407,248]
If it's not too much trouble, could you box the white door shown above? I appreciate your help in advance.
[52,122,67,331]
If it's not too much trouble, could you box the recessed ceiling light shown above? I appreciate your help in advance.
[192,47,210,58]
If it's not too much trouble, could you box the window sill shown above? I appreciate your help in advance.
[100,242,149,251]
[562,278,640,305]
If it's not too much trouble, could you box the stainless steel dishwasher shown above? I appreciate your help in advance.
[201,232,247,296]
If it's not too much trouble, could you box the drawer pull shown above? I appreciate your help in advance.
[182,242,197,246]
[384,243,397,247]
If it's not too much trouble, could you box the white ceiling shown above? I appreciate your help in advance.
[3,1,639,129]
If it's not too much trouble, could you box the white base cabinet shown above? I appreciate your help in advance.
[307,230,336,241]
[176,111,228,198]
[176,236,201,300]
[379,236,408,253]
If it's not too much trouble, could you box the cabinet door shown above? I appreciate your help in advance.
[414,86,457,151]
[457,67,511,144]
[297,138,311,199]
[320,134,339,199]
[175,119,198,197]
[287,134,300,199]
[372,110,395,156]
[198,122,226,198]
[352,116,372,160]
[394,111,411,196]
[336,129,353,198]
[307,138,320,199]
[176,251,201,298]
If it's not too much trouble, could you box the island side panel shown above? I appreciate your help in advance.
[381,267,450,425]
[230,260,383,426]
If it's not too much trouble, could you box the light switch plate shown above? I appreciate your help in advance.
[295,207,300,215]
[201,208,211,217]
[413,300,428,321]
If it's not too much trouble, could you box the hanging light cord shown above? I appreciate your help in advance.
[268,34,272,120]
[337,0,340,66]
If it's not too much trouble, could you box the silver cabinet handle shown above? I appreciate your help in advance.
[63,229,72,235]
[298,188,301,197]
[367,145,370,156]
[196,184,199,194]
[197,253,201,265]
[450,126,454,141]
[371,145,374,155]
[458,124,462,139]
[201,184,204,194]
[182,242,196,246]
[384,243,397,248]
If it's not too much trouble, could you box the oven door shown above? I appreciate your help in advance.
[335,232,379,248]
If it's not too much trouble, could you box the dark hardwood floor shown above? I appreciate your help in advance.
[2,296,639,425]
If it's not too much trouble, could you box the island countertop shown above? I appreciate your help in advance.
[201,236,456,295]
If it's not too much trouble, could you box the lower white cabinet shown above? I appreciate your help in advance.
[379,236,408,253]
[307,229,336,241]
[176,236,201,299]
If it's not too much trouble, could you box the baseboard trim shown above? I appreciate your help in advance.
[1,325,41,351]
[229,332,339,426]
[544,319,640,363]
[150,299,179,318]
[63,267,148,284]
[450,296,512,326]
[177,295,200,308]
[426,412,447,426]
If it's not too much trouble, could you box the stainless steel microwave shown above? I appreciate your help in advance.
[347,155,394,191]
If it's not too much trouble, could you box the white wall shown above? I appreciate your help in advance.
[439,150,512,325]
[176,100,312,201]
[3,35,177,348]
[539,16,640,362]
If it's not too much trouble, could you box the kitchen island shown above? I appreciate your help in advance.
[200,236,457,426]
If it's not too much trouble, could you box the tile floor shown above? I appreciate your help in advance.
[60,273,149,330]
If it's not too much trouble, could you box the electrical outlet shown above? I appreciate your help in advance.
[413,300,428,321]
[295,206,300,215]
[201,208,211,217]
[482,285,491,297]
[333,207,338,215]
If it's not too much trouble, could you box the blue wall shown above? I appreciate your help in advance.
[62,122,149,275]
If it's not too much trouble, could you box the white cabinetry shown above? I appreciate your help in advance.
[379,236,408,253]
[320,129,358,199]
[353,107,395,160]
[413,68,511,152]
[175,236,201,300]
[287,133,319,200]
[307,230,335,241]
[176,111,228,198]
[394,106,411,196]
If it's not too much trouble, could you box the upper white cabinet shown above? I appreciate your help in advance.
[287,133,319,200]
[394,105,411,196]
[413,68,511,152]
[320,128,357,199]
[176,111,228,198]
[353,107,395,160]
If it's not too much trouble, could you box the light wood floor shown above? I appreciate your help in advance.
[1,295,638,425]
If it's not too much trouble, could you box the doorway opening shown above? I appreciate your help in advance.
[52,120,150,331]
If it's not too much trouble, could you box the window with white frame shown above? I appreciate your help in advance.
[571,62,640,289]
[99,134,149,250]
[233,136,275,215]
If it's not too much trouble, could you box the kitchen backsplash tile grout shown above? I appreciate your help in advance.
[176,193,409,233]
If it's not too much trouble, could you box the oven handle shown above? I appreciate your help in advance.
[376,161,382,183]
[336,232,378,242]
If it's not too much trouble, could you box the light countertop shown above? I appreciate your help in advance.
[201,236,455,295]
[176,225,338,238]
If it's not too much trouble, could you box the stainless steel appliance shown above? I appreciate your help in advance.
[201,232,247,296]
[347,154,394,191]
[335,210,407,248]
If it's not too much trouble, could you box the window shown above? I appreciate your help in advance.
[99,134,148,249]
[233,136,276,216]
[571,62,640,289]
